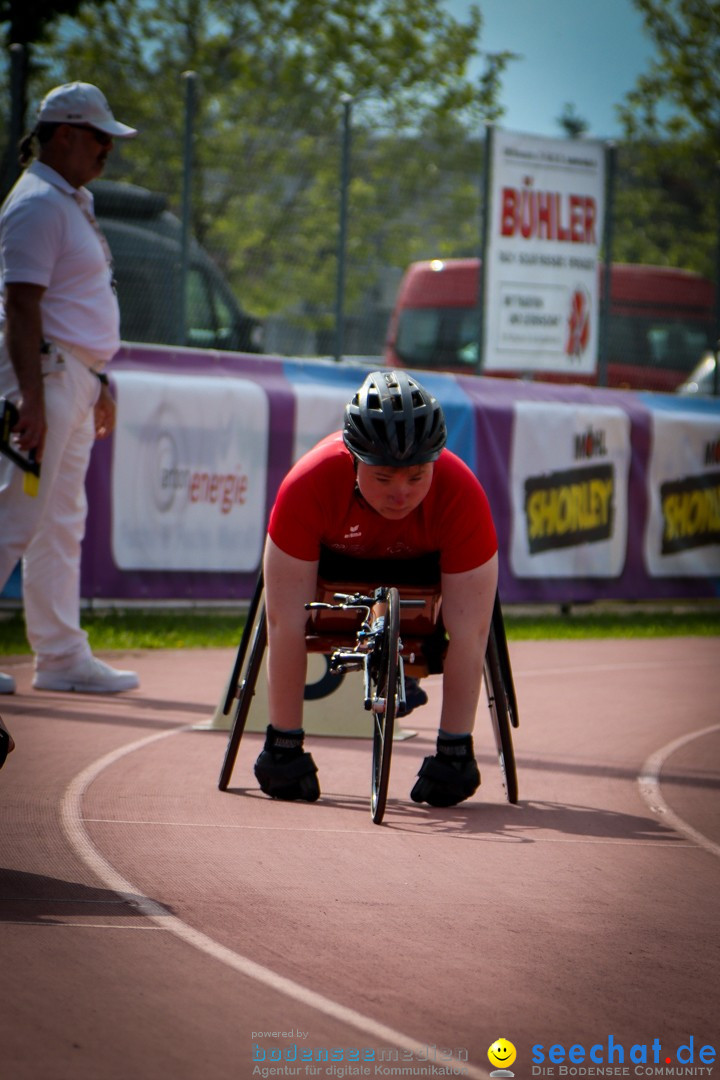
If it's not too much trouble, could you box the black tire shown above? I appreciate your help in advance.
[370,587,401,824]
[218,602,267,791]
[483,625,519,804]
[491,592,519,729]
[222,572,264,716]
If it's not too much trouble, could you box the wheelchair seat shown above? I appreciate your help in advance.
[305,548,447,676]
[306,577,445,678]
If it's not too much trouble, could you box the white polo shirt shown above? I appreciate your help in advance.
[0,161,121,364]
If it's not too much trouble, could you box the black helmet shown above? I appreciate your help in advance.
[343,370,447,466]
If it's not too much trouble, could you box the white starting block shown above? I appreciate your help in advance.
[198,652,416,739]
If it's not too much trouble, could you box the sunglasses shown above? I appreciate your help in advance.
[70,124,114,147]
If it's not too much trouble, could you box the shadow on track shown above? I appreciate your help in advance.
[0,868,171,924]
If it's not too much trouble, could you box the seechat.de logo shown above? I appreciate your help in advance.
[531,1035,716,1076]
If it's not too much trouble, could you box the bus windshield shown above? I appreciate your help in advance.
[395,307,480,370]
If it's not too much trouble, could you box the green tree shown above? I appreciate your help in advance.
[556,103,589,139]
[613,0,720,277]
[0,0,110,195]
[0,0,101,43]
[620,0,720,146]
[29,0,513,342]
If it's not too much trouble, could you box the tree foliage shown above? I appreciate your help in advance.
[619,0,720,147]
[6,0,715,348]
[0,0,105,45]
[0,0,112,196]
[24,0,512,333]
[556,103,589,140]
[613,0,720,278]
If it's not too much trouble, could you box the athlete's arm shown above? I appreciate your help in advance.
[438,552,499,735]
[263,537,319,732]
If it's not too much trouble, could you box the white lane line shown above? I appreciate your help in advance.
[80,817,693,847]
[638,723,720,861]
[84,817,381,834]
[515,659,715,678]
[60,725,491,1080]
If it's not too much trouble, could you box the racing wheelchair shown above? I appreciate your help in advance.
[217,551,519,825]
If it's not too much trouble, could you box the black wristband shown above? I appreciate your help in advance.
[96,372,109,386]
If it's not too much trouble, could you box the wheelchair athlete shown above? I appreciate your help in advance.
[256,369,499,808]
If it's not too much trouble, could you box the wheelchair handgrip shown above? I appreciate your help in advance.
[305,598,372,611]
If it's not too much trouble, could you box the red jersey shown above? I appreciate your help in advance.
[268,433,497,573]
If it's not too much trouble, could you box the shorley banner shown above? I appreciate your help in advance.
[483,127,606,376]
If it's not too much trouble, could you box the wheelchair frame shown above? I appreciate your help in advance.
[218,571,519,825]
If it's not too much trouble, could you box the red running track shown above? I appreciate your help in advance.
[0,636,718,1080]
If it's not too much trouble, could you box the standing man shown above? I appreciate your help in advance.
[0,82,139,695]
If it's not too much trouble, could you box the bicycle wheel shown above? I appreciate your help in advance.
[491,592,519,729]
[483,624,519,804]
[222,572,264,715]
[218,601,267,791]
[370,587,401,825]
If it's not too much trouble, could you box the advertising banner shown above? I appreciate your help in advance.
[285,362,370,465]
[483,128,606,376]
[54,344,718,605]
[644,407,720,578]
[111,371,269,571]
[510,401,631,578]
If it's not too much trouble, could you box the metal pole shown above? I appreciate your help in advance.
[713,161,720,397]
[476,124,493,374]
[597,142,616,388]
[179,71,197,347]
[334,95,352,362]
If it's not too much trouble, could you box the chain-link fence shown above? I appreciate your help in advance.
[86,78,488,363]
[101,94,718,386]
[1,57,717,378]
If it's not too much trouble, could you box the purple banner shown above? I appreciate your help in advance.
[72,345,720,605]
[457,375,719,602]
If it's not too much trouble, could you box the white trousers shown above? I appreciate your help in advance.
[0,342,100,669]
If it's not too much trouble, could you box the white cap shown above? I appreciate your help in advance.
[37,82,137,138]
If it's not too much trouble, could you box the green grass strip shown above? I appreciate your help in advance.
[1,605,718,655]
[503,610,720,640]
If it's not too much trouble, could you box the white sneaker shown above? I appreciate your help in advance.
[0,672,16,695]
[33,656,139,694]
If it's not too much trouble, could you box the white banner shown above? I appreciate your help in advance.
[111,371,269,571]
[484,128,606,376]
[291,380,352,464]
[644,409,720,577]
[510,401,630,578]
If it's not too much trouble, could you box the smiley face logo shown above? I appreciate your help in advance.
[488,1038,517,1072]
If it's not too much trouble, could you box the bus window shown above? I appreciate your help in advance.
[608,316,712,373]
[396,307,479,370]
[644,322,711,372]
[396,309,441,366]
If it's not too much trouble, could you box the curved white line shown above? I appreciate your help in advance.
[61,725,490,1080]
[638,723,720,860]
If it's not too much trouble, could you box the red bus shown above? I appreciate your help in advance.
[384,258,716,392]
